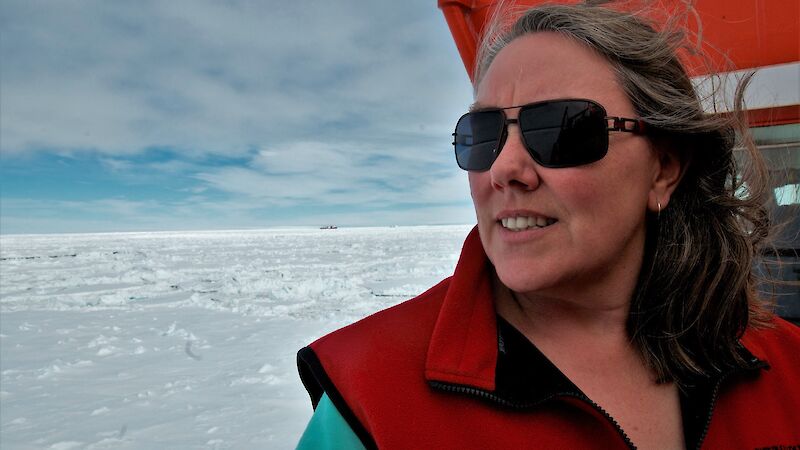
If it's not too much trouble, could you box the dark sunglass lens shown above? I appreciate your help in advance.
[454,111,504,171]
[519,100,608,168]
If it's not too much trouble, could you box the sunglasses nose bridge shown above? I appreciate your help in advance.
[489,122,543,192]
[495,117,519,153]
[494,117,538,170]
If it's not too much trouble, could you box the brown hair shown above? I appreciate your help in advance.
[476,2,773,384]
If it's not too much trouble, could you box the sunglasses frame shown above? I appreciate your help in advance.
[453,98,646,171]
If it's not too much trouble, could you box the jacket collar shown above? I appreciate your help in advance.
[424,226,591,399]
[424,226,498,391]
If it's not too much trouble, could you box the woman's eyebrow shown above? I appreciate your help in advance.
[469,102,493,112]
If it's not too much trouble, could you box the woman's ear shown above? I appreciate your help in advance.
[649,147,687,212]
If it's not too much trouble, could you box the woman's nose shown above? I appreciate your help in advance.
[489,126,541,192]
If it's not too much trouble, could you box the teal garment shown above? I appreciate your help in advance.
[296,393,367,450]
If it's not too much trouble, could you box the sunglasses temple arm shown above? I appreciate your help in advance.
[607,117,646,133]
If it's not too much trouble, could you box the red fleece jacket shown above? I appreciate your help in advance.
[298,227,800,449]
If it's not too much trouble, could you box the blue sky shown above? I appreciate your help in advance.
[0,0,476,233]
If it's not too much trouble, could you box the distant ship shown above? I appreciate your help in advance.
[320,225,338,230]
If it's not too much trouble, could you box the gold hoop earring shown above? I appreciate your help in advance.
[657,200,662,220]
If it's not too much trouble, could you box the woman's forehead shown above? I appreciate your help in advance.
[475,32,623,109]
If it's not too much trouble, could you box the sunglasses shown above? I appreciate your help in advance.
[453,99,646,171]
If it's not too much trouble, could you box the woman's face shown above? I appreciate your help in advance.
[470,32,664,300]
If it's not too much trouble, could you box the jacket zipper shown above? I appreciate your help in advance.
[693,360,764,450]
[693,372,725,450]
[429,381,637,450]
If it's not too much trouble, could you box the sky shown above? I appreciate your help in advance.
[0,0,477,234]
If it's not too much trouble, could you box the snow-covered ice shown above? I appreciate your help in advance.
[0,225,472,449]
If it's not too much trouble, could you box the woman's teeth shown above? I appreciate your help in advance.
[500,216,556,231]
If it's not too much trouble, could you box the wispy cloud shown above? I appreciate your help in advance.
[1,0,471,156]
[194,138,471,207]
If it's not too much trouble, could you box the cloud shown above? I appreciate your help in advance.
[1,0,473,157]
[193,137,471,209]
[0,0,476,232]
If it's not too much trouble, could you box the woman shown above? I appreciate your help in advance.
[296,4,800,449]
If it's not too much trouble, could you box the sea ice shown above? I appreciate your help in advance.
[0,225,471,448]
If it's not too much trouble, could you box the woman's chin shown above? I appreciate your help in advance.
[494,265,561,298]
